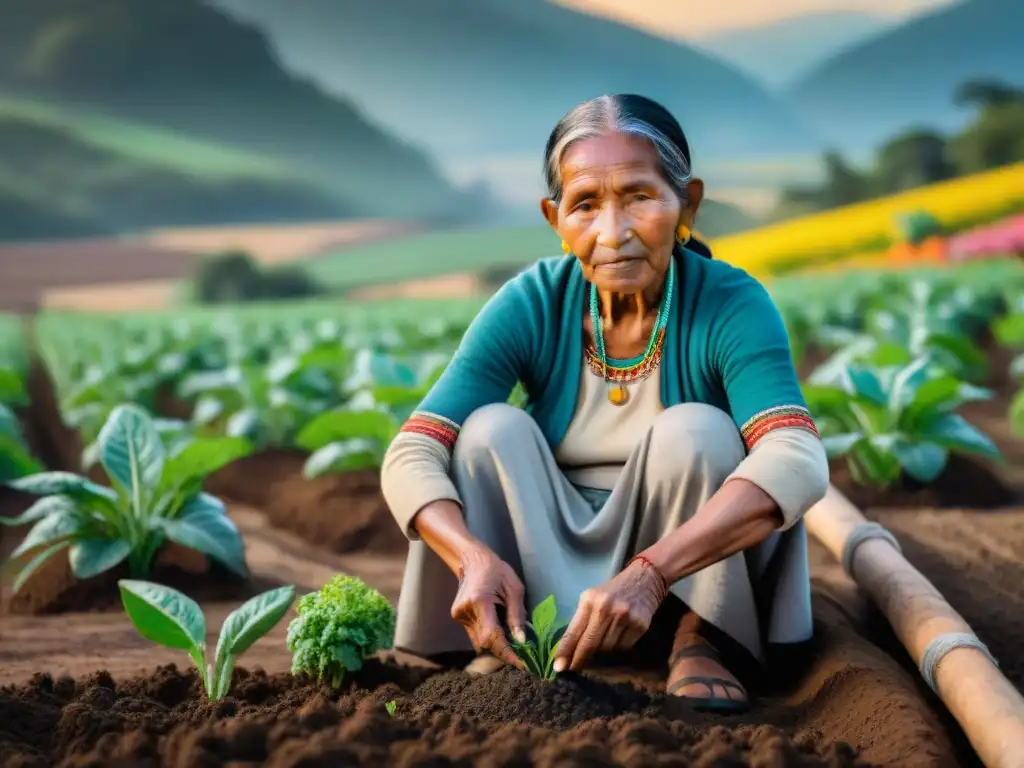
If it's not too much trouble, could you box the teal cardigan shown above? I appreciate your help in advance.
[404,248,813,453]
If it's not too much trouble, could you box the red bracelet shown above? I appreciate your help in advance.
[628,554,669,602]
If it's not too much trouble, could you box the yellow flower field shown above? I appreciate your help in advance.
[710,161,1024,277]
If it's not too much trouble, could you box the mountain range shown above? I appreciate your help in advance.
[788,0,1022,149]
[212,0,819,171]
[694,12,897,90]
[0,0,470,227]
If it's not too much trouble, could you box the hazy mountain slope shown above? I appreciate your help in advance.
[789,0,1023,149]
[212,0,818,164]
[0,0,469,221]
[694,12,895,90]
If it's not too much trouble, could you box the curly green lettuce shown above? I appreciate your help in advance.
[286,574,396,687]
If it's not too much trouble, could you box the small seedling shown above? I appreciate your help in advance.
[385,700,397,717]
[286,574,396,688]
[119,579,295,700]
[510,594,567,680]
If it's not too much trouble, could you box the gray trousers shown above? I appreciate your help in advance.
[394,403,812,662]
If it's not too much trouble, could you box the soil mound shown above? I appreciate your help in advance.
[208,451,407,557]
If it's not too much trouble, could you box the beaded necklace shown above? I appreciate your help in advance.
[588,258,675,406]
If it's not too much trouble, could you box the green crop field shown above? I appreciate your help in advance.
[2,257,1021,489]
[306,225,562,290]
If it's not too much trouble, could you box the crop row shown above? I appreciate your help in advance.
[1,259,1022,496]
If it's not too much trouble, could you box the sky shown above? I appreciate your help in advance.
[557,0,959,38]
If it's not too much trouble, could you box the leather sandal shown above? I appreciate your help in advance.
[666,643,750,713]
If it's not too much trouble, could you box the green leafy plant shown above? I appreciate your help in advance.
[1,404,253,591]
[804,356,1003,486]
[0,403,40,483]
[287,574,396,688]
[119,579,295,699]
[385,700,397,717]
[510,594,567,680]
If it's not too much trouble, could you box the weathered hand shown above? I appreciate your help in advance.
[450,547,528,669]
[553,557,667,673]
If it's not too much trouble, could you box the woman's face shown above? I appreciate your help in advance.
[542,131,703,296]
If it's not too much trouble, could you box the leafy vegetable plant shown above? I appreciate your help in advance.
[510,594,567,680]
[2,404,253,591]
[119,579,295,699]
[287,574,396,688]
[804,356,1002,486]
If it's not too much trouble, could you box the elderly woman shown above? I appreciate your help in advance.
[381,94,828,712]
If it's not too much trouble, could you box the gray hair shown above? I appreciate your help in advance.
[543,94,693,203]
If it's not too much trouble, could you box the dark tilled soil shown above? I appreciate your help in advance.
[0,597,957,768]
[207,451,407,557]
[829,453,1019,510]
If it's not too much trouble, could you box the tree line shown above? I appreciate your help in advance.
[779,79,1024,216]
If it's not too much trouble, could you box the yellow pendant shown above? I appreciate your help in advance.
[608,383,629,405]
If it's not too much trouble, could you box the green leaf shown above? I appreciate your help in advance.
[891,441,948,483]
[887,356,932,414]
[12,540,72,593]
[12,508,86,558]
[0,435,41,483]
[926,334,988,380]
[192,395,225,426]
[216,585,295,659]
[820,432,863,458]
[302,440,382,478]
[6,472,117,502]
[69,538,132,579]
[294,409,398,452]
[531,595,558,637]
[98,405,166,499]
[1011,388,1024,437]
[0,494,79,528]
[118,579,206,651]
[843,366,887,406]
[156,494,247,576]
[226,409,261,440]
[163,437,253,492]
[993,312,1024,348]
[919,414,1003,461]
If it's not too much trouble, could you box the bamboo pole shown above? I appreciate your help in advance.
[805,485,1024,768]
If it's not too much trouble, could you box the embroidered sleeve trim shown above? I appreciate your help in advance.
[741,405,820,451]
[400,411,461,452]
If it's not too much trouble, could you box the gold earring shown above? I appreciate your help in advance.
[561,240,571,254]
[676,224,691,244]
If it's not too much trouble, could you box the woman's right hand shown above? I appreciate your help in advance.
[450,547,528,669]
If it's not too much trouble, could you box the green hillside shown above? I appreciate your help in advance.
[0,0,470,224]
[0,103,346,239]
[695,12,895,90]
[212,0,818,166]
[789,0,1023,149]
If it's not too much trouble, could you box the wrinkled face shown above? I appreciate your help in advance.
[542,131,703,295]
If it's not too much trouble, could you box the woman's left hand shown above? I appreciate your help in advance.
[552,558,667,673]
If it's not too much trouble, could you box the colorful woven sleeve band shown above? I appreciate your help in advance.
[399,411,461,453]
[740,405,820,451]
